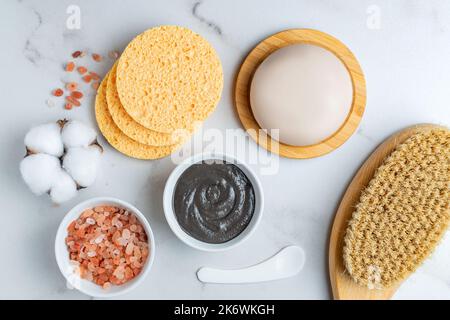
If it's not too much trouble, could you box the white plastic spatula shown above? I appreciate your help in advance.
[197,246,305,284]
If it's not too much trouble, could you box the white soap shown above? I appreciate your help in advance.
[250,44,353,146]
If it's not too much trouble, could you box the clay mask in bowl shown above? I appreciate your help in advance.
[163,153,264,251]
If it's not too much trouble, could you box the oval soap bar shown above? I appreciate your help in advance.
[250,44,353,146]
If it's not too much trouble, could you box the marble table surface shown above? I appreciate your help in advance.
[0,0,449,300]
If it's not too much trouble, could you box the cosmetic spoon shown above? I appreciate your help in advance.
[197,246,305,284]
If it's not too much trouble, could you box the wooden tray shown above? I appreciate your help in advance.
[234,29,366,159]
[328,124,442,299]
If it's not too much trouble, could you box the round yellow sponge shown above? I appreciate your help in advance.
[106,62,188,146]
[95,74,180,160]
[116,25,223,133]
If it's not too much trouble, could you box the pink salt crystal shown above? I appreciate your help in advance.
[96,214,106,225]
[46,99,55,108]
[112,230,120,242]
[87,251,96,258]
[125,242,134,255]
[94,235,104,244]
[122,229,131,240]
[81,209,94,219]
[102,282,111,290]
[133,247,141,258]
[108,51,119,60]
[69,260,80,266]
[115,220,123,228]
[130,224,137,232]
[88,262,96,271]
[119,237,128,246]
[94,206,104,213]
[86,218,96,225]
[85,271,93,281]
[113,266,125,280]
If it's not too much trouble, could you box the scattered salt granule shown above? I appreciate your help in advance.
[52,88,64,97]
[46,99,55,108]
[89,71,100,81]
[65,205,149,289]
[92,53,103,62]
[65,61,75,72]
[66,82,78,92]
[66,96,81,107]
[77,66,87,75]
[71,91,83,99]
[82,75,92,83]
[108,51,119,60]
[72,51,83,58]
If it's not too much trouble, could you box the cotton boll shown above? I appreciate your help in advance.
[20,154,61,195]
[63,146,101,187]
[24,123,64,157]
[50,170,77,204]
[61,120,97,148]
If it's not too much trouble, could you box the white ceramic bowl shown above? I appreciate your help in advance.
[55,197,155,298]
[163,153,264,251]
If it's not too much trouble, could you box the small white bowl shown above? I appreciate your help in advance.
[163,153,264,252]
[55,197,155,298]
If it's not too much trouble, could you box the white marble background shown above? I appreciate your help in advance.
[0,0,449,299]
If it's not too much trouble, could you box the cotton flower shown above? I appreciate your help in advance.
[20,153,61,195]
[61,120,97,148]
[24,122,64,157]
[63,145,102,187]
[20,119,103,204]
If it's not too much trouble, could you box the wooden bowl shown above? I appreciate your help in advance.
[234,29,366,159]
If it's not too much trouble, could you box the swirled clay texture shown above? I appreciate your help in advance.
[173,161,255,243]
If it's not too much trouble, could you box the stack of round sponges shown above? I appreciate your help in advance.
[95,25,223,159]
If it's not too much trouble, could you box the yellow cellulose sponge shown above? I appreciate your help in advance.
[116,25,223,133]
[95,74,181,160]
[106,62,189,146]
[343,128,450,288]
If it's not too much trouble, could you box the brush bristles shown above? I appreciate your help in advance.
[343,128,450,289]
